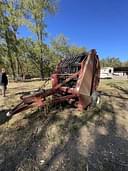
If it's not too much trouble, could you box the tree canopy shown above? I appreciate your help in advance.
[0,0,127,80]
[100,57,128,68]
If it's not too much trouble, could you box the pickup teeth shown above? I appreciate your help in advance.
[59,53,87,74]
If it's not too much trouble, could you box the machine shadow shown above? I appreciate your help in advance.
[0,105,96,171]
[0,96,128,171]
[40,100,128,171]
[39,106,102,171]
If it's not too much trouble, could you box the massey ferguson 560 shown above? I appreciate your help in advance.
[7,49,100,117]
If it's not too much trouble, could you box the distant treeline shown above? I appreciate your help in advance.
[0,0,127,80]
[100,57,128,68]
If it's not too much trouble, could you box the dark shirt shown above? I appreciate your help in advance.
[0,73,8,86]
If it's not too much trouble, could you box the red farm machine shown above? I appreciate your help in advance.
[6,49,100,117]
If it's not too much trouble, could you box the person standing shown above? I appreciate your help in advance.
[0,68,8,97]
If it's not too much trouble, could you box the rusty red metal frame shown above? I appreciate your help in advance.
[7,49,100,116]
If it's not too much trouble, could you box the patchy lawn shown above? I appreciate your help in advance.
[0,79,128,171]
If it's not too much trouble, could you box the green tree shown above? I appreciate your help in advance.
[0,0,24,79]
[51,34,70,57]
[122,61,128,67]
[69,45,86,57]
[100,57,121,67]
[22,0,58,79]
[51,34,86,58]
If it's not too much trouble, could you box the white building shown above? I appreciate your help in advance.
[100,67,128,79]
[100,67,113,79]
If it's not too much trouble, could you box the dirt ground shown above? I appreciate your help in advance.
[0,79,128,171]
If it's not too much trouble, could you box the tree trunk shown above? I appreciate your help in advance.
[40,42,44,80]
[8,49,16,80]
[9,58,16,80]
[5,30,16,80]
[40,59,44,80]
[16,56,21,77]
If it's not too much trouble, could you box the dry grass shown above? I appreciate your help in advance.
[0,79,128,171]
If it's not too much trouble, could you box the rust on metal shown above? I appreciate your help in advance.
[7,49,100,116]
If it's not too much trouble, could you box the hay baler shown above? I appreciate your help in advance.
[6,49,100,117]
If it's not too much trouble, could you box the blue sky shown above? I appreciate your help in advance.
[19,0,128,61]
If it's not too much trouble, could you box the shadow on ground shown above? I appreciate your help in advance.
[0,110,11,125]
[87,99,128,171]
[0,109,58,171]
[38,99,128,171]
[99,91,128,100]
[0,82,128,171]
[0,104,98,171]
[106,82,128,94]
